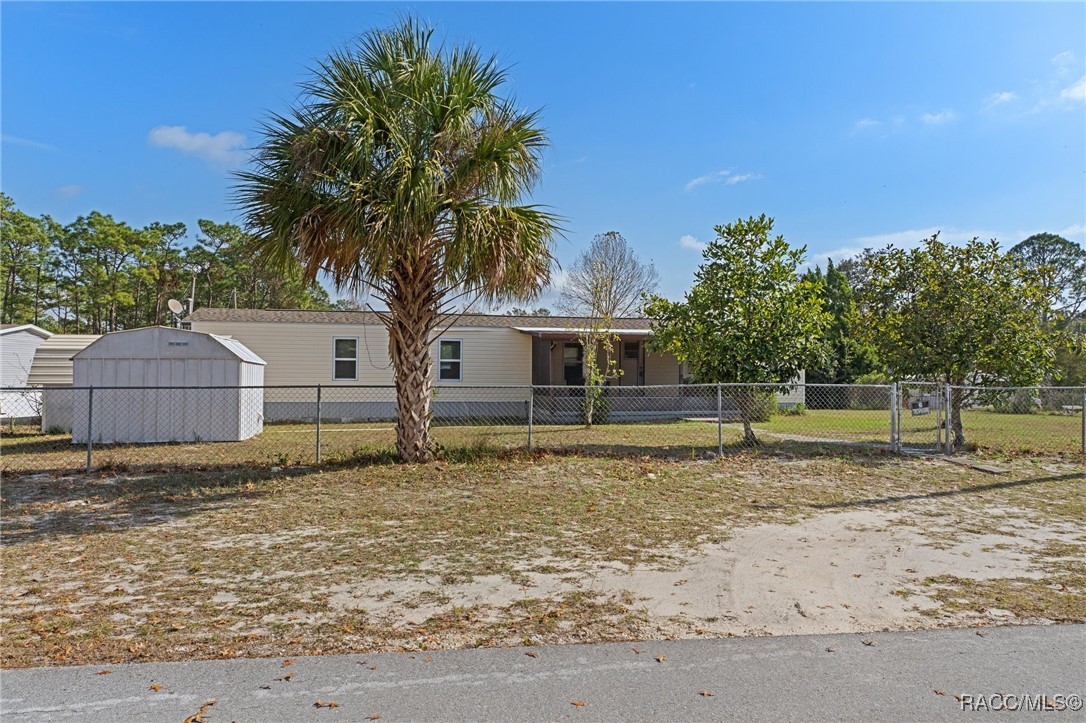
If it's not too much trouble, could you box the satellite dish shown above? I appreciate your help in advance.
[168,299,184,315]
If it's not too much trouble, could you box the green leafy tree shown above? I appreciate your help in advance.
[645,215,829,444]
[0,194,54,326]
[1008,233,1086,326]
[235,19,559,462]
[801,260,880,405]
[855,234,1061,447]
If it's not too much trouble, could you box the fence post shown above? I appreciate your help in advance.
[717,383,723,456]
[315,384,322,463]
[944,384,953,455]
[1081,386,1085,456]
[890,382,898,452]
[527,386,534,450]
[85,386,94,473]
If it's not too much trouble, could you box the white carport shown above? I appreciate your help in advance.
[70,327,265,444]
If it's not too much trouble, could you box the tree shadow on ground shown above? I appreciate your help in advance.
[0,454,395,546]
[808,471,1084,511]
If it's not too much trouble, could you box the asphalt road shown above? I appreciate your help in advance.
[2,625,1083,722]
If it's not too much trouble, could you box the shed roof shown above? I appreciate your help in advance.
[0,324,53,340]
[26,335,100,386]
[186,308,653,330]
[73,327,266,365]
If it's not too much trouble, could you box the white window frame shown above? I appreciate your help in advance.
[437,338,463,382]
[332,336,359,381]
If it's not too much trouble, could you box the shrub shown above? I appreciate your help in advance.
[779,402,806,416]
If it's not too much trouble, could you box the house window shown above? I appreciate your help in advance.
[623,342,639,359]
[438,339,462,381]
[333,337,358,380]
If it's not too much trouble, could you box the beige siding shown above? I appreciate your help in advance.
[190,321,532,389]
[26,335,100,386]
[644,350,682,385]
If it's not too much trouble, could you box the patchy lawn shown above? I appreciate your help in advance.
[755,409,1083,455]
[2,448,1082,669]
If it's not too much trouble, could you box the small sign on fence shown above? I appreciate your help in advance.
[910,400,931,416]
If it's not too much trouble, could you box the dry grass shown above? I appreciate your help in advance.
[2,446,1083,669]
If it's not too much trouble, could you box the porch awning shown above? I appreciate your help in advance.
[513,326,653,339]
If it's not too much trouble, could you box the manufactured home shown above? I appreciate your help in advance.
[0,324,52,420]
[25,333,99,431]
[187,308,804,421]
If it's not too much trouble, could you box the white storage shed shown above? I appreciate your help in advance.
[70,327,266,444]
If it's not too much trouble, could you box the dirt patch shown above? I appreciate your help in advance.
[2,451,1082,667]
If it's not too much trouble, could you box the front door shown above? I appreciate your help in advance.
[620,341,642,386]
[563,342,585,385]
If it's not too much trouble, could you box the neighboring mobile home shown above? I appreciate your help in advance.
[0,324,53,420]
[26,334,100,431]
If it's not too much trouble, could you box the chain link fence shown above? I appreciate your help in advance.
[2,382,1082,475]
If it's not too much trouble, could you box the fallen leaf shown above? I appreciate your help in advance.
[631,647,641,654]
[655,655,668,663]
[277,673,294,682]
[852,573,862,578]
[933,690,946,696]
[369,665,378,671]
[571,701,586,708]
[699,690,715,697]
[96,669,112,675]
[314,699,339,709]
[423,655,433,663]
[367,716,382,721]
[525,651,538,658]
[861,639,875,646]
[825,647,836,653]
[149,683,163,692]
[282,658,295,667]
[183,700,217,723]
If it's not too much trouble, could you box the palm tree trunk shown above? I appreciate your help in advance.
[387,301,435,463]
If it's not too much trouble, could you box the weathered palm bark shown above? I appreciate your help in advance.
[389,321,434,462]
[386,262,439,463]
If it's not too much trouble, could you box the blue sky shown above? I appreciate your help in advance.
[3,2,1084,306]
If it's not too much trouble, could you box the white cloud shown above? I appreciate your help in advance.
[679,234,707,251]
[1052,51,1077,78]
[54,184,85,199]
[724,173,758,185]
[684,169,759,191]
[920,109,957,125]
[1,134,57,152]
[852,118,881,132]
[817,226,1006,265]
[983,91,1017,110]
[1058,224,1085,239]
[1059,75,1085,102]
[685,171,729,191]
[147,125,247,167]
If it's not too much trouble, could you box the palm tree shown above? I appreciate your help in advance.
[235,19,559,462]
